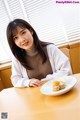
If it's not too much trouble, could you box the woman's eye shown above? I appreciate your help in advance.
[14,37,18,40]
[22,31,26,34]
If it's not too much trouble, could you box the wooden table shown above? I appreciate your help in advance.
[0,74,80,120]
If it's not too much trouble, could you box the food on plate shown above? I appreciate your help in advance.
[52,81,60,91]
[52,79,66,91]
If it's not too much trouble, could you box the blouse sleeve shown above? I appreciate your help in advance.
[11,56,30,87]
[42,44,72,81]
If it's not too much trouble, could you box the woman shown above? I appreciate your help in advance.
[7,19,72,87]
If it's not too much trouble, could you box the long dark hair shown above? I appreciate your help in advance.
[7,19,50,69]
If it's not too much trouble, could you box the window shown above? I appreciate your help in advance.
[0,0,80,63]
[0,0,10,63]
[22,0,80,44]
[0,0,28,63]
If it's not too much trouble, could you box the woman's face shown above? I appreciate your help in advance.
[13,27,35,51]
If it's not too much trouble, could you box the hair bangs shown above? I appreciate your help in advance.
[11,23,26,38]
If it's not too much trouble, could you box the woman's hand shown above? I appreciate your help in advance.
[29,78,42,87]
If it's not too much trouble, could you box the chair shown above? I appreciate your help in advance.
[60,47,70,59]
[0,77,4,91]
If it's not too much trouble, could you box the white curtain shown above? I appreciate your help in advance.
[22,0,80,44]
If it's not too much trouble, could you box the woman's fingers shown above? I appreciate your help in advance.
[29,79,42,87]
[34,81,42,86]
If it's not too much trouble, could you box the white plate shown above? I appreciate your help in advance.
[40,76,77,96]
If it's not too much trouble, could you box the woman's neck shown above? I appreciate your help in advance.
[26,48,38,56]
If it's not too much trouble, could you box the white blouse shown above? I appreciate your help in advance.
[11,44,72,87]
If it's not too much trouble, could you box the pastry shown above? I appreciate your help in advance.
[52,79,66,91]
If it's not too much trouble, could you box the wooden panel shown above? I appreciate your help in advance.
[0,62,11,70]
[0,78,4,91]
[59,41,80,74]
[0,68,13,88]
[60,47,73,74]
[69,42,80,74]
[60,47,70,58]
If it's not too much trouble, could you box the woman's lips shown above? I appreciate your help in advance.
[22,42,29,46]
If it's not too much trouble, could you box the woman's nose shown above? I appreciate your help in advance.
[19,36,25,42]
